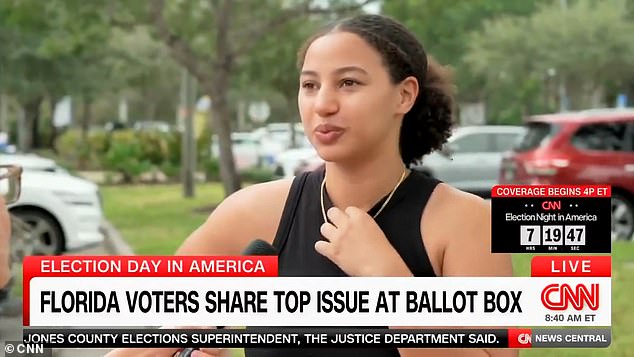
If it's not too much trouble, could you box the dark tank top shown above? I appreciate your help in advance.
[245,167,440,357]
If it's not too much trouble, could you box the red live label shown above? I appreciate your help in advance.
[531,256,611,277]
[507,328,532,348]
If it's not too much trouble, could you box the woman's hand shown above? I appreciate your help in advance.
[315,206,412,277]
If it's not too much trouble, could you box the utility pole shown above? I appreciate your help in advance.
[180,68,197,198]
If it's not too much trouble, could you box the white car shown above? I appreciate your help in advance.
[2,154,104,255]
[273,146,318,178]
[411,125,526,197]
[210,132,261,170]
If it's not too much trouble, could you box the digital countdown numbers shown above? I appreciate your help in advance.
[491,185,611,253]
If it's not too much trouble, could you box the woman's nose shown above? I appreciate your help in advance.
[313,87,339,117]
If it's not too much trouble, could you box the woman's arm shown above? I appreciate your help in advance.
[398,185,515,357]
[105,179,292,357]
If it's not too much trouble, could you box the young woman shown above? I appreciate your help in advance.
[108,14,514,357]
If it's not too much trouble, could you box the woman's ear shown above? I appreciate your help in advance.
[396,76,419,115]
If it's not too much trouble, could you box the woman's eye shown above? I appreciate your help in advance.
[301,82,317,89]
[340,79,359,87]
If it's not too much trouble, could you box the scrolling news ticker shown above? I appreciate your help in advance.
[491,185,611,253]
[17,327,611,349]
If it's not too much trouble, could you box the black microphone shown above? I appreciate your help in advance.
[241,238,278,256]
[179,239,277,356]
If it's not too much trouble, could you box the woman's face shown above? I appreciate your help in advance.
[298,31,412,165]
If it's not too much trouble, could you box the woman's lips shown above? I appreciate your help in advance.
[314,124,345,145]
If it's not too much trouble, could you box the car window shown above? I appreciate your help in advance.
[515,122,559,152]
[494,133,521,152]
[571,122,629,152]
[450,133,492,153]
[626,122,634,152]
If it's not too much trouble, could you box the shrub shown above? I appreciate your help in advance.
[204,157,220,182]
[103,130,152,183]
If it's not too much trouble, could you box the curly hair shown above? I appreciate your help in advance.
[297,14,455,166]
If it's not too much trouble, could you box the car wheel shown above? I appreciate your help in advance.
[11,209,64,255]
[611,194,634,241]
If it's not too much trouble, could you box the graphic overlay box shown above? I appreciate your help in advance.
[22,256,611,328]
[491,185,611,253]
[21,255,612,349]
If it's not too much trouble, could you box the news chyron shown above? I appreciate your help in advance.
[16,183,613,352]
[492,184,611,349]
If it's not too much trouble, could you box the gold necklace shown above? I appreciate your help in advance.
[320,168,408,223]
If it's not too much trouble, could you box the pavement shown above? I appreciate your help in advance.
[0,221,133,357]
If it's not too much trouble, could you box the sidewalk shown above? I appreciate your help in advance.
[0,221,132,357]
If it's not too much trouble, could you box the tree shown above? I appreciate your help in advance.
[464,0,634,113]
[382,0,547,103]
[108,0,376,196]
[0,0,119,152]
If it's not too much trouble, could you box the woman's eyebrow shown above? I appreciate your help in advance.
[300,66,368,77]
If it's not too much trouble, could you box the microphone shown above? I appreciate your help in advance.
[241,238,278,256]
[179,239,277,356]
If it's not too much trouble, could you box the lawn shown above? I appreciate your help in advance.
[101,183,225,255]
[98,183,633,356]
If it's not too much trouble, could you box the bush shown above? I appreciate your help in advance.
[55,129,80,163]
[138,131,171,166]
[159,161,181,181]
[204,157,220,182]
[55,129,111,170]
[89,131,110,166]
[103,130,152,183]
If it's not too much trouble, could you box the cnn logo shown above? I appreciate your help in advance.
[541,283,599,311]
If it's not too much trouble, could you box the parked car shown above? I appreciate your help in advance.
[255,123,307,168]
[499,108,634,240]
[273,146,317,178]
[0,153,69,174]
[2,155,104,255]
[210,132,262,171]
[411,125,526,197]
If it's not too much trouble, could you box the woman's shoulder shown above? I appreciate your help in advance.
[225,177,295,208]
[176,178,294,256]
[422,183,511,277]
[422,183,489,233]
[211,177,296,235]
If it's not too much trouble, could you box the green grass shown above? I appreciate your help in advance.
[101,183,225,255]
[15,183,632,357]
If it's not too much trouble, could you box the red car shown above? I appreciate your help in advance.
[500,108,634,240]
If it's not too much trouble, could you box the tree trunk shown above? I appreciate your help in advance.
[48,96,59,151]
[80,97,92,142]
[78,97,92,170]
[207,80,242,195]
[32,108,40,149]
[19,96,43,153]
[211,0,241,196]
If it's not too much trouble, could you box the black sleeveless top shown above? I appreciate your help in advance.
[245,167,440,357]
